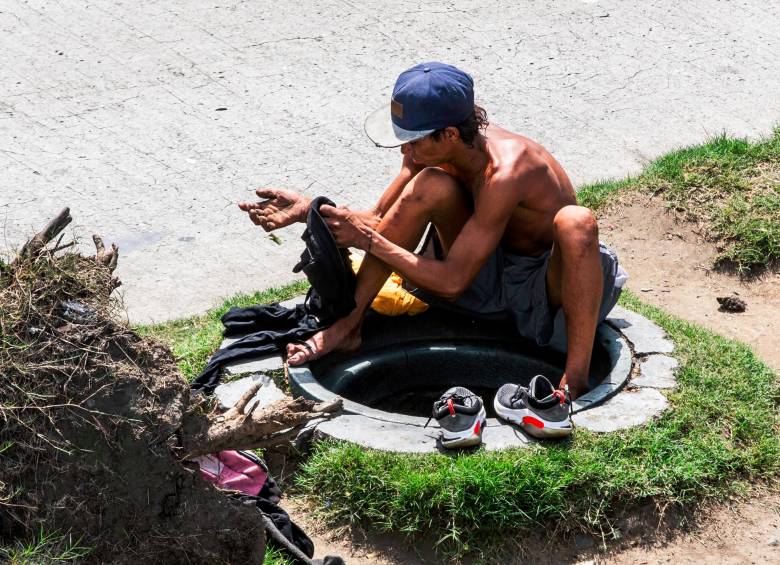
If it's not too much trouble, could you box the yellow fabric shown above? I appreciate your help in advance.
[351,256,429,316]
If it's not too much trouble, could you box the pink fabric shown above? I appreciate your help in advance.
[195,451,267,496]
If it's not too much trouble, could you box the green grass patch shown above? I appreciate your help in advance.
[576,177,634,212]
[135,280,309,380]
[0,529,90,564]
[296,290,780,557]
[263,545,295,565]
[577,127,780,273]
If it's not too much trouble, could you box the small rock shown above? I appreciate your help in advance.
[768,536,779,547]
[640,287,653,292]
[717,295,746,312]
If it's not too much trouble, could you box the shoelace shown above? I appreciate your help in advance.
[552,385,574,418]
[425,393,475,428]
[509,386,526,406]
[442,393,475,410]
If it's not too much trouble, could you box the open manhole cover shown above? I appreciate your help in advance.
[305,334,613,419]
[281,305,676,451]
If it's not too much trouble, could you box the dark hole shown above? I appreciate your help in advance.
[309,310,611,418]
[370,385,511,419]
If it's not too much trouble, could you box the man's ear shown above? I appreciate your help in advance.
[444,126,461,143]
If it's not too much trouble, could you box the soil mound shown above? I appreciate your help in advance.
[0,214,264,562]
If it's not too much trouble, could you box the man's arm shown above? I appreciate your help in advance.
[239,154,422,232]
[328,172,524,299]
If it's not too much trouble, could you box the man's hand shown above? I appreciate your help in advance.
[321,205,374,250]
[238,188,311,232]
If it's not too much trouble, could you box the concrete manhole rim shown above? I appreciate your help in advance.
[287,322,632,427]
[216,303,679,452]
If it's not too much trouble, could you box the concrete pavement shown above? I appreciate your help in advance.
[1,0,778,322]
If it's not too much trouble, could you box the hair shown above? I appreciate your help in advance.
[430,105,489,147]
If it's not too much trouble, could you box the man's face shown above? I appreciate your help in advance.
[401,129,457,165]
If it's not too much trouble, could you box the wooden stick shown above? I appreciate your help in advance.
[17,208,72,261]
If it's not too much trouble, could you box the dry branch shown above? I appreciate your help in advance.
[181,383,342,458]
[16,207,72,262]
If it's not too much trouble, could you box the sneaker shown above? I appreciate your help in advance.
[493,375,573,438]
[432,386,487,449]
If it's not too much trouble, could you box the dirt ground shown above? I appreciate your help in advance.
[291,494,780,564]
[600,193,780,373]
[288,195,780,564]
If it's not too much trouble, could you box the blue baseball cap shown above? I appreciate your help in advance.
[364,62,475,147]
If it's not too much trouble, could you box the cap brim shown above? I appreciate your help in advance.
[363,103,435,148]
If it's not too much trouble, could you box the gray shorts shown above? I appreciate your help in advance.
[408,228,626,348]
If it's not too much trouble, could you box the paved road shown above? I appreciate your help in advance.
[2,0,778,322]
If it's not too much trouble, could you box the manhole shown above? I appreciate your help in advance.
[306,336,614,419]
[218,303,676,452]
[289,307,636,428]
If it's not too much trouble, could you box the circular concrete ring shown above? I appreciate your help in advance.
[216,302,677,453]
[287,308,645,451]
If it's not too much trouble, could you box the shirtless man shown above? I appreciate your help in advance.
[239,62,623,400]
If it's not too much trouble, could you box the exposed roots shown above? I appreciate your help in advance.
[0,210,339,563]
[183,386,342,458]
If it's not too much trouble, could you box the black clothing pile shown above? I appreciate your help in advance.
[226,457,344,564]
[191,196,356,395]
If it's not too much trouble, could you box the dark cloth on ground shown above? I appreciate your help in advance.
[230,471,345,564]
[190,300,324,395]
[190,196,356,395]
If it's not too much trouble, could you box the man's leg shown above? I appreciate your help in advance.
[545,205,603,399]
[287,168,472,365]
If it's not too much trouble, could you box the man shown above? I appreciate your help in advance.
[239,62,624,401]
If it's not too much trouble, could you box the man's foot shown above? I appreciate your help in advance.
[286,318,362,366]
[493,375,573,439]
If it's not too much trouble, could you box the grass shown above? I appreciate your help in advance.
[0,529,293,564]
[295,290,779,557]
[263,545,295,565]
[136,279,309,380]
[0,529,90,564]
[578,127,780,273]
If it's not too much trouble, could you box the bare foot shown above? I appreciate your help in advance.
[558,374,588,401]
[286,317,362,366]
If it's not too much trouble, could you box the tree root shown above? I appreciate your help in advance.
[16,207,72,262]
[181,383,342,458]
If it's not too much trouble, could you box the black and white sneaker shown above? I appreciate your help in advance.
[432,387,487,449]
[493,375,573,439]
